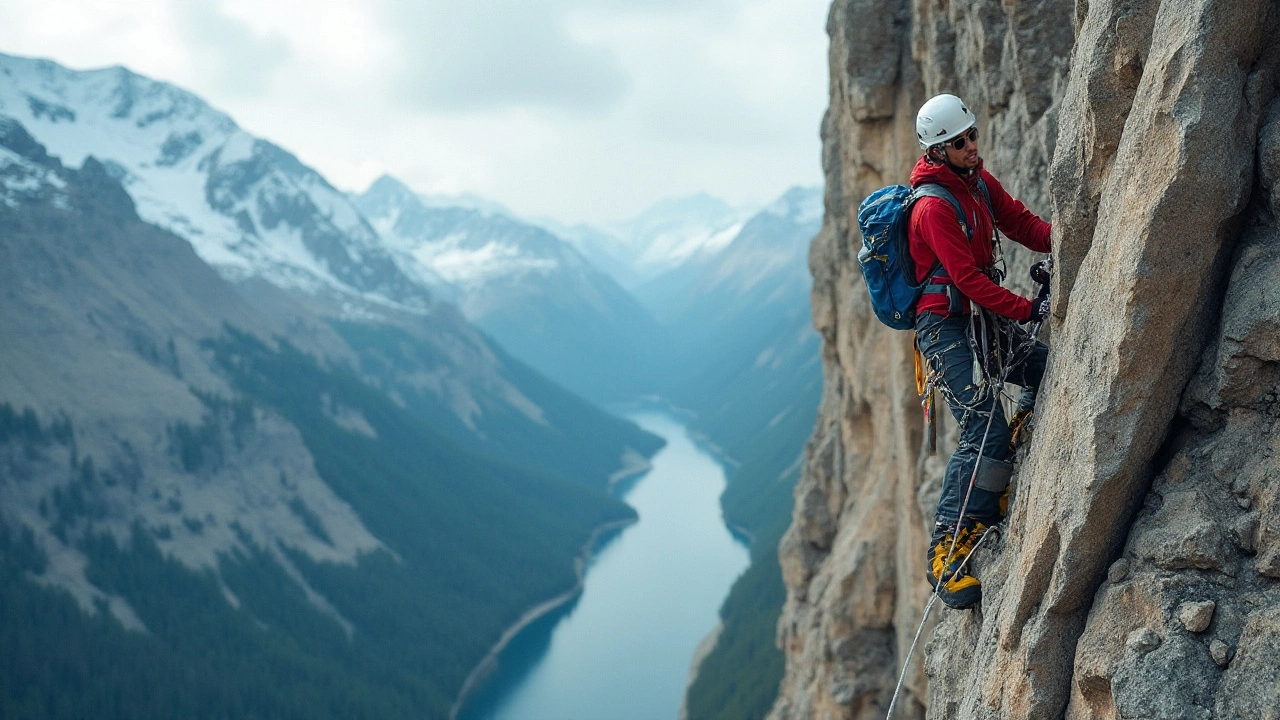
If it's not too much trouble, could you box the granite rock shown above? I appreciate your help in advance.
[1178,601,1216,634]
[774,0,1280,718]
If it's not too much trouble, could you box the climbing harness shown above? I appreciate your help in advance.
[886,260,1052,718]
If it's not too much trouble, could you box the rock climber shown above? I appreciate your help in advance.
[910,93,1052,609]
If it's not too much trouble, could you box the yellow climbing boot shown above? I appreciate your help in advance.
[1008,408,1034,455]
[926,523,986,609]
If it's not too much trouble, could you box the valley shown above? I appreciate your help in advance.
[456,410,750,720]
[0,50,821,720]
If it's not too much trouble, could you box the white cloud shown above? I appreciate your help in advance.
[378,1,631,112]
[0,0,829,224]
[173,0,292,97]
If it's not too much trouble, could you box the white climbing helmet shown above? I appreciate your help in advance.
[916,94,977,149]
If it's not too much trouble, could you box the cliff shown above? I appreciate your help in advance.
[773,1,1280,718]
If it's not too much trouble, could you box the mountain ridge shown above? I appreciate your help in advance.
[0,50,665,455]
[0,51,434,313]
[355,173,663,402]
[0,111,665,719]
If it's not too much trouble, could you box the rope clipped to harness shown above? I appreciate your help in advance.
[884,522,1000,718]
[887,261,1052,718]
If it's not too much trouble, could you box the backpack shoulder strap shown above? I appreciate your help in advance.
[911,184,972,241]
[975,177,993,216]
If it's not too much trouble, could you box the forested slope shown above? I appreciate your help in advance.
[0,117,654,719]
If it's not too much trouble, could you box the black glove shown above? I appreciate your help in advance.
[1027,294,1051,323]
[1029,260,1051,285]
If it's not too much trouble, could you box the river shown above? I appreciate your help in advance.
[456,409,751,720]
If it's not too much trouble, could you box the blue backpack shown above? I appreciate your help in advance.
[856,180,991,329]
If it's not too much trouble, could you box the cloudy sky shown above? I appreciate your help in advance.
[0,0,831,224]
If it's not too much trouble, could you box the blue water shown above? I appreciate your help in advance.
[457,410,751,720]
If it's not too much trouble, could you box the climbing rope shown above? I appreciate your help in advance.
[885,267,1050,719]
[884,521,999,718]
[884,340,1009,718]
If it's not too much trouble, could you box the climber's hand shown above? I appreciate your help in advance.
[1027,295,1051,323]
[1030,260,1052,285]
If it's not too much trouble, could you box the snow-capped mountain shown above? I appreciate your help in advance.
[548,193,756,291]
[0,51,664,481]
[534,218,639,291]
[1,117,382,632]
[416,189,516,217]
[0,52,435,312]
[636,186,822,325]
[695,186,823,302]
[357,175,575,294]
[355,175,661,401]
[0,117,661,718]
[619,192,754,268]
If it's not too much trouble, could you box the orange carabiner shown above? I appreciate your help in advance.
[913,335,928,397]
[915,335,938,453]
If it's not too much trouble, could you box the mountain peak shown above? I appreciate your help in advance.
[358,174,424,220]
[0,51,240,140]
[365,173,416,200]
[0,52,437,313]
[631,192,737,225]
[763,186,823,225]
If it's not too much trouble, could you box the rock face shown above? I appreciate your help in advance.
[773,1,1280,718]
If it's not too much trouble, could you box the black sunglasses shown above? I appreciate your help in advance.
[948,128,979,151]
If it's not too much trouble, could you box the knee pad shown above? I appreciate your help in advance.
[974,454,1013,493]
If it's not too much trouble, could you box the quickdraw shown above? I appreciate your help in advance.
[914,344,937,453]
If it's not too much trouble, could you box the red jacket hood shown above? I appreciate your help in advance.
[909,155,985,195]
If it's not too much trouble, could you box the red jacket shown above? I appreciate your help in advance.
[908,156,1051,321]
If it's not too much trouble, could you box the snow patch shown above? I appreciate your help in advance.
[418,238,557,285]
[215,131,256,166]
[0,145,69,208]
[0,52,426,313]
